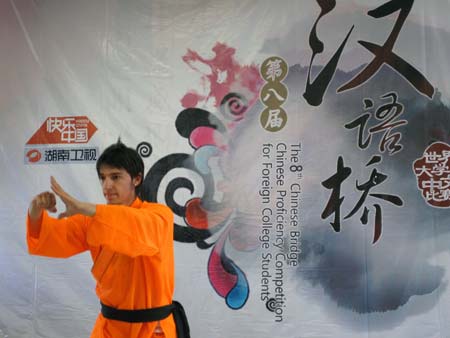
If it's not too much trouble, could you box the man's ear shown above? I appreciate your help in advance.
[133,173,143,187]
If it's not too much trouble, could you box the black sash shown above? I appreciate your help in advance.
[101,301,190,338]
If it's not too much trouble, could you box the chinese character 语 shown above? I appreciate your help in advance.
[345,92,407,155]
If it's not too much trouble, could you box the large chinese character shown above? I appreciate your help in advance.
[303,0,434,106]
[338,0,434,98]
[345,92,407,155]
[303,0,354,106]
[321,156,352,232]
[345,161,403,243]
[322,156,403,243]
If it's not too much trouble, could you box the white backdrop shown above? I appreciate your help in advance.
[1,0,450,337]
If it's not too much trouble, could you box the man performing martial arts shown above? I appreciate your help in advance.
[26,141,188,338]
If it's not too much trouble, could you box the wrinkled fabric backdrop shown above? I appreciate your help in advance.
[1,0,450,337]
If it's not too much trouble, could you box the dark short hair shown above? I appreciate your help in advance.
[96,140,144,194]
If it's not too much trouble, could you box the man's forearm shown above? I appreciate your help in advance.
[28,207,43,238]
[79,202,96,217]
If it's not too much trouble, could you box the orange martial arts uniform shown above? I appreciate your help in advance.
[27,198,176,338]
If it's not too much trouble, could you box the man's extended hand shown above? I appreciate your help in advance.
[50,176,96,218]
[29,191,57,221]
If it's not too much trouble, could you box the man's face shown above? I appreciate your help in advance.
[98,164,141,205]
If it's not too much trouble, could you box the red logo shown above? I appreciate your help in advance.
[26,149,42,163]
[413,142,450,208]
[26,116,97,145]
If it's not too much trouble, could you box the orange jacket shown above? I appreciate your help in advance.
[27,198,176,338]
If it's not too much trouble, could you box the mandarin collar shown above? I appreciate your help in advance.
[130,197,142,208]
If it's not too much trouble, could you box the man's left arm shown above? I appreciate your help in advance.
[87,203,173,257]
[50,176,174,258]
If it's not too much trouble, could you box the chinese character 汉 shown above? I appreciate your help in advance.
[338,0,434,99]
[303,0,434,106]
[303,0,354,106]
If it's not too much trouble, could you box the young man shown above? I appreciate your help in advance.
[27,141,176,338]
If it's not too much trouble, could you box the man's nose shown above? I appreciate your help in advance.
[102,178,113,190]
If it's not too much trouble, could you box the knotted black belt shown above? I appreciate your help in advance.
[101,301,190,338]
[101,302,174,323]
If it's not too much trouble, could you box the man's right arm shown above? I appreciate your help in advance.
[28,191,57,238]
[26,191,89,258]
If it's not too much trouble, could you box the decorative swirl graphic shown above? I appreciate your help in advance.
[176,108,227,138]
[141,43,264,310]
[176,107,227,149]
[265,298,277,312]
[136,141,152,158]
[141,153,220,244]
[141,97,257,309]
[208,230,249,310]
[220,93,248,121]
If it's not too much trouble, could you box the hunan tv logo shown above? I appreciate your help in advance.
[24,116,98,165]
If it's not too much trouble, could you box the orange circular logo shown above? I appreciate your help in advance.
[26,149,42,163]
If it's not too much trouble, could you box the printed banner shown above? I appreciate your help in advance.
[1,1,450,338]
